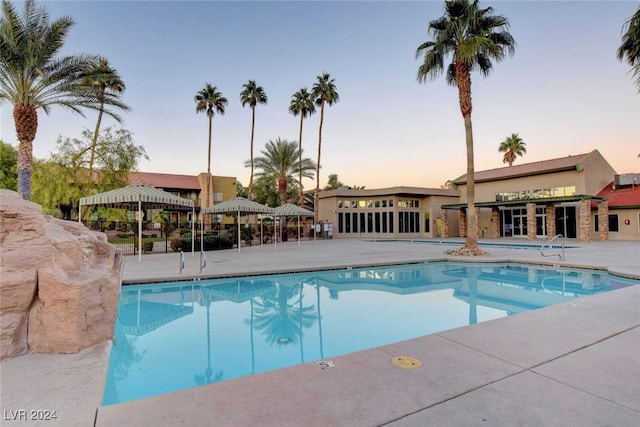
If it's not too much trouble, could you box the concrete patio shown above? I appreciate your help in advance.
[1,238,639,426]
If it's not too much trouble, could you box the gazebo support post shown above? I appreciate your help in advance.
[138,199,142,263]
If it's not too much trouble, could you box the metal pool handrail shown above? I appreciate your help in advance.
[540,234,565,261]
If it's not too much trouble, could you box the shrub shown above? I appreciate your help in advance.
[179,234,234,251]
[170,238,182,252]
[143,241,154,253]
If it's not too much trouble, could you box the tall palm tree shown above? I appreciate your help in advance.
[288,88,316,206]
[195,83,227,208]
[0,0,124,200]
[248,138,316,206]
[498,133,526,166]
[617,6,640,92]
[84,57,130,174]
[240,80,268,200]
[311,72,339,221]
[416,0,515,252]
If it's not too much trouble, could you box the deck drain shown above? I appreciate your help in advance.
[392,356,422,369]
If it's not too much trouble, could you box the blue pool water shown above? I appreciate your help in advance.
[103,262,638,405]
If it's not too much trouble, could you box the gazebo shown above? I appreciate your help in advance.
[202,197,274,253]
[78,183,195,262]
[274,203,315,247]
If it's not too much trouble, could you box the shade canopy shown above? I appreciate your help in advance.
[203,197,273,253]
[78,183,194,262]
[79,183,193,210]
[274,203,314,217]
[202,197,274,215]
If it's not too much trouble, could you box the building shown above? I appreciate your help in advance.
[317,150,639,242]
[317,187,460,239]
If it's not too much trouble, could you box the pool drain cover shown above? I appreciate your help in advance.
[392,356,422,369]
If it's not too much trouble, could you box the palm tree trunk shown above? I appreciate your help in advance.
[298,113,304,206]
[249,106,256,200]
[463,115,478,250]
[456,61,478,250]
[14,104,38,201]
[315,101,325,223]
[89,106,103,173]
[278,178,287,205]
[206,112,213,210]
[89,89,106,173]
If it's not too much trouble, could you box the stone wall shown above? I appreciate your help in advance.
[579,199,592,242]
[597,201,609,241]
[0,190,122,361]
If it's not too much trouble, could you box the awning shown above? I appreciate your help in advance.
[202,197,274,253]
[79,183,193,210]
[274,203,314,217]
[78,183,195,261]
[202,197,274,215]
[273,203,315,248]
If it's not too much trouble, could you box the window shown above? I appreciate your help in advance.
[609,214,619,232]
[359,212,366,232]
[595,214,619,232]
[213,191,223,202]
[375,212,381,232]
[398,212,420,233]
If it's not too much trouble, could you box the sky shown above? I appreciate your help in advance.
[1,0,639,191]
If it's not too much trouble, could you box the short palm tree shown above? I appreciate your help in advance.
[288,88,316,206]
[617,7,640,92]
[416,0,515,252]
[84,57,130,173]
[195,83,227,208]
[312,72,339,221]
[248,138,316,206]
[0,0,124,200]
[240,80,268,200]
[498,133,526,166]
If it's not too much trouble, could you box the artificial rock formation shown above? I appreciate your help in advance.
[0,190,122,361]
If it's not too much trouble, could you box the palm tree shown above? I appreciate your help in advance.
[498,133,526,166]
[416,0,515,252]
[240,80,268,200]
[84,57,130,174]
[195,83,227,208]
[312,72,339,221]
[617,7,640,92]
[289,88,316,206]
[0,0,124,200]
[248,138,316,206]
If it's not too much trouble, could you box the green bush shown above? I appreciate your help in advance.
[170,238,182,252]
[143,241,154,253]
[179,234,233,251]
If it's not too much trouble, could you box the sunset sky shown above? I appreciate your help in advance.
[1,0,638,191]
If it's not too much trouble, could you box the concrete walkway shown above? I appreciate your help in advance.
[1,238,639,426]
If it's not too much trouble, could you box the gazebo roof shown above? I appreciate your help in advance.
[79,183,193,210]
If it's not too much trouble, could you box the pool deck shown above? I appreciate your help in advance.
[1,238,639,426]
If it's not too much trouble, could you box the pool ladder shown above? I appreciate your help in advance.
[540,234,565,261]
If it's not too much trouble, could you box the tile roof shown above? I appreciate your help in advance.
[454,152,592,184]
[129,171,201,190]
[595,181,640,208]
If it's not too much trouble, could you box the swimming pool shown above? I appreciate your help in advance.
[103,261,638,405]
